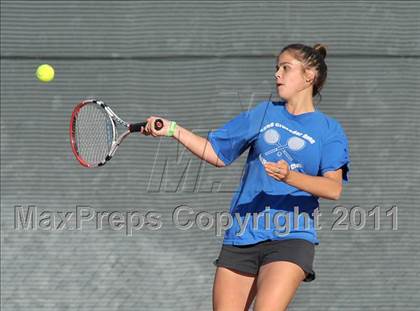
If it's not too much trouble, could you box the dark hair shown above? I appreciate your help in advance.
[279,43,328,101]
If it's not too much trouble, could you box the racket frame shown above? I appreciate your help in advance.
[70,99,150,168]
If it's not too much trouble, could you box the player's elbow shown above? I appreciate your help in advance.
[329,185,343,201]
[322,174,343,200]
[210,156,226,168]
[206,142,226,168]
[213,160,226,168]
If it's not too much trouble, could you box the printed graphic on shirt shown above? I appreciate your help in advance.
[258,122,316,171]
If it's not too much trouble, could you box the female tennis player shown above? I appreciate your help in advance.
[142,43,350,311]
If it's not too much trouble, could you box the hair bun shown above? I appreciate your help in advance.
[313,43,327,59]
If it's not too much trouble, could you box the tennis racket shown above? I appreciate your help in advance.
[69,99,163,168]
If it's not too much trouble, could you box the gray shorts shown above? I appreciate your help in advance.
[213,239,316,282]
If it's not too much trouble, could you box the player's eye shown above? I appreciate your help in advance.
[275,65,289,71]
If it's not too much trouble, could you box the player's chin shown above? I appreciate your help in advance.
[276,88,284,97]
[277,87,288,98]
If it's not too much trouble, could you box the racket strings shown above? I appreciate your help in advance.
[73,104,113,165]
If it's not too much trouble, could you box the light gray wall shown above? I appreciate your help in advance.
[1,1,419,310]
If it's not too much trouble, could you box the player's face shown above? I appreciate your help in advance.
[275,52,313,100]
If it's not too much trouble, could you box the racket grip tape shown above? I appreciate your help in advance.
[129,119,164,132]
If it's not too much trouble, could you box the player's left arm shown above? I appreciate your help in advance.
[264,161,343,200]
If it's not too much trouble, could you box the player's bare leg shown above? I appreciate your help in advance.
[253,261,306,311]
[213,267,257,311]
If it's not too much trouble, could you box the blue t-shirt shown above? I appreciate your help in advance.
[208,100,350,245]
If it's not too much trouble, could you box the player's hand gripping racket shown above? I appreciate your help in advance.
[69,99,163,168]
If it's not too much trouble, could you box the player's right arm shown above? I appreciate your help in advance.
[173,125,226,168]
[143,116,225,168]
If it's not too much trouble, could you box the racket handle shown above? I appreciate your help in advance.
[129,119,164,132]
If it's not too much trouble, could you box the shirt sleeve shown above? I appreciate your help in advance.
[319,121,351,183]
[207,102,267,166]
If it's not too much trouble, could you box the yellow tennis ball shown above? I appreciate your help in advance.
[36,64,55,82]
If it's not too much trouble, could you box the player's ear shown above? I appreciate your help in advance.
[304,68,316,84]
